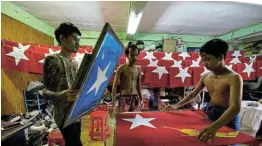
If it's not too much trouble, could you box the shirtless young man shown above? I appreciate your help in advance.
[110,44,143,114]
[167,39,243,143]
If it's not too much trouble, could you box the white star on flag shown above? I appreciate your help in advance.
[122,114,156,130]
[162,52,173,60]
[148,59,158,67]
[200,67,210,76]
[231,51,242,58]
[143,52,156,60]
[175,67,191,83]
[85,50,92,54]
[152,66,169,80]
[243,62,255,78]
[38,48,61,63]
[171,60,182,68]
[226,64,233,70]
[230,57,241,64]
[102,53,105,60]
[197,56,201,62]
[74,53,85,68]
[190,59,201,67]
[87,62,111,95]
[249,55,256,63]
[6,43,30,65]
[178,52,190,60]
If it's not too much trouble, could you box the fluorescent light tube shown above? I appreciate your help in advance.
[127,12,142,35]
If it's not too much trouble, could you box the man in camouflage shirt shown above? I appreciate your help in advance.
[43,22,82,146]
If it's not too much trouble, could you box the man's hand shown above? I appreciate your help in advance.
[198,124,219,143]
[166,105,179,111]
[59,89,80,102]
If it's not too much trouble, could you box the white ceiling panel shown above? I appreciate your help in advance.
[138,1,262,36]
[10,1,262,36]
[11,1,129,32]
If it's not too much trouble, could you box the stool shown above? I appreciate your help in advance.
[142,98,149,110]
[89,110,111,141]
[48,129,65,146]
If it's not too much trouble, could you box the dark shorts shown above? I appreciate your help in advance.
[118,94,141,112]
[202,103,241,131]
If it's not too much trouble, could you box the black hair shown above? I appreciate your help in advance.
[200,39,228,60]
[136,40,144,45]
[54,22,81,45]
[125,44,140,56]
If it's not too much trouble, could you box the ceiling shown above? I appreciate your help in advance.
[11,1,262,36]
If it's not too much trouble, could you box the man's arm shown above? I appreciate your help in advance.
[173,74,207,109]
[136,67,143,101]
[111,66,122,107]
[211,74,243,129]
[42,55,63,102]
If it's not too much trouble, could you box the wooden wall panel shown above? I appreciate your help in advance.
[1,13,54,115]
[1,13,54,45]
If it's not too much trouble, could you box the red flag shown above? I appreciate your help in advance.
[158,60,175,67]
[193,67,206,85]
[140,51,158,60]
[256,61,262,77]
[243,56,262,63]
[226,50,244,60]
[184,60,203,68]
[190,52,200,60]
[139,51,146,59]
[29,46,50,53]
[115,111,259,146]
[237,63,256,80]
[118,58,127,65]
[169,67,193,87]
[28,51,44,74]
[136,59,150,67]
[121,52,126,58]
[1,45,30,73]
[144,66,169,87]
[140,67,146,86]
[176,52,192,61]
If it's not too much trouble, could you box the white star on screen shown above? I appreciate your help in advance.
[86,62,111,95]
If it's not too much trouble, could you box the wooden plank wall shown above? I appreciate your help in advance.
[1,13,54,115]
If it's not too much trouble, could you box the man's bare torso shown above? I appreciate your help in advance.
[118,64,140,95]
[203,70,236,108]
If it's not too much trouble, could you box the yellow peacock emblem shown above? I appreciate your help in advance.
[162,126,239,138]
